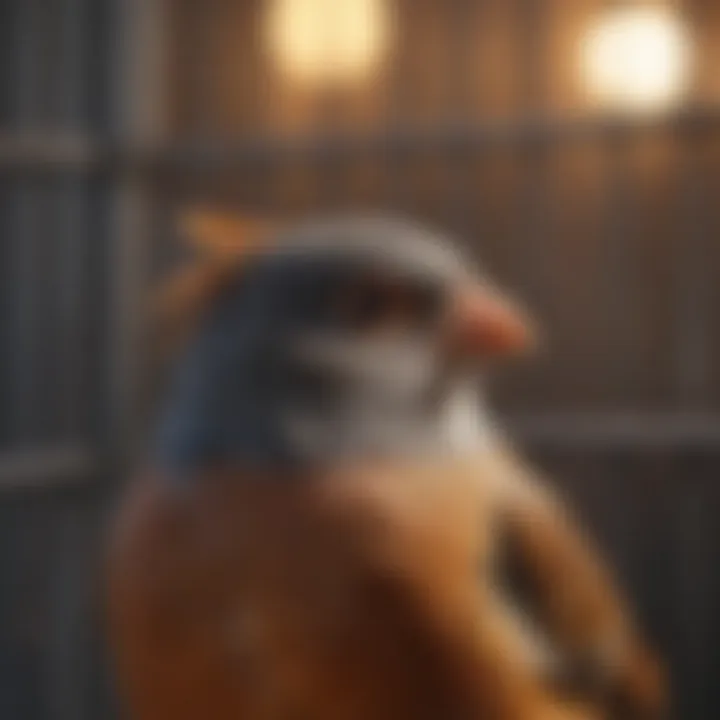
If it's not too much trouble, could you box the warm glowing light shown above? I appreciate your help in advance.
[266,0,390,86]
[580,5,693,113]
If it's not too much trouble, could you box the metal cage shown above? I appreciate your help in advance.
[0,1,718,717]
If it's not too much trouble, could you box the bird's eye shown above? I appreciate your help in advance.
[330,273,444,335]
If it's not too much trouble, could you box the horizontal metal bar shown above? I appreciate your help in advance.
[2,104,720,171]
[0,134,102,170]
[147,104,720,172]
[508,413,720,450]
[0,414,715,491]
[0,444,97,490]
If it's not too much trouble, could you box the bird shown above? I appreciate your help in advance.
[107,212,665,720]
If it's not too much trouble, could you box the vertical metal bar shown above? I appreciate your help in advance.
[5,0,41,443]
[55,0,90,441]
[44,499,97,720]
[41,2,95,717]
[447,0,476,237]
[0,2,19,125]
[58,0,89,129]
[514,0,550,323]
[674,127,710,409]
[33,176,62,442]
[56,235,87,444]
[0,175,9,444]
[188,0,216,137]
[13,0,39,127]
[668,453,715,719]
[594,0,637,404]
[37,0,60,128]
[518,0,544,114]
[107,0,168,464]
[599,130,637,398]
[386,0,411,210]
[449,0,474,119]
[6,177,38,444]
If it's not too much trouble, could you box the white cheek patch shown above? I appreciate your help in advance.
[292,335,440,400]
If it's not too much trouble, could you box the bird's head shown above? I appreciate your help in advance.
[154,213,534,471]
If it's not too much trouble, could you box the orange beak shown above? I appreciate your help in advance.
[446,284,535,359]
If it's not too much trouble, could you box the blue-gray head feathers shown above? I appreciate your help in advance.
[154,214,482,473]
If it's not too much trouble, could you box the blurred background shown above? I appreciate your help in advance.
[0,0,718,717]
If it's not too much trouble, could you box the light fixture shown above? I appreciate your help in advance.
[266,0,390,87]
[580,4,693,114]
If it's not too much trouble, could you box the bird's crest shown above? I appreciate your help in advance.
[152,208,278,358]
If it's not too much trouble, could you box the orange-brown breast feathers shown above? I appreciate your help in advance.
[108,458,595,720]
